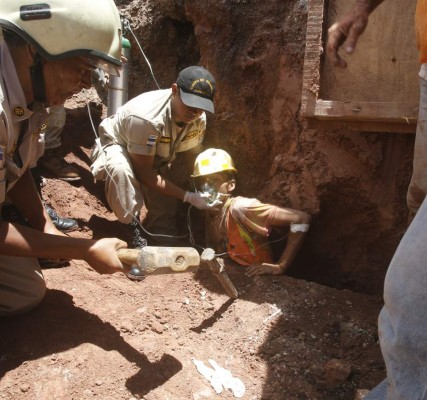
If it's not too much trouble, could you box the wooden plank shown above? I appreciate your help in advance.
[314,100,419,123]
[305,119,417,134]
[321,0,418,103]
[301,0,419,133]
[301,0,324,117]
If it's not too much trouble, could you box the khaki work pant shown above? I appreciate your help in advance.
[103,144,192,237]
[0,254,46,316]
[407,76,427,213]
[103,144,144,224]
[44,105,66,150]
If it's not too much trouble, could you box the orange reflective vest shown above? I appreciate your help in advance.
[416,0,427,63]
[227,212,273,266]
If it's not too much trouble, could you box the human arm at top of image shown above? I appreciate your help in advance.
[0,221,127,274]
[326,0,386,68]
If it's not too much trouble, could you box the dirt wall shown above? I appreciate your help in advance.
[117,0,414,294]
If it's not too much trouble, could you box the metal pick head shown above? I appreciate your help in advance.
[126,264,146,281]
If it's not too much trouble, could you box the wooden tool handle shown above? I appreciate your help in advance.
[117,248,140,266]
[201,249,239,299]
[117,246,200,275]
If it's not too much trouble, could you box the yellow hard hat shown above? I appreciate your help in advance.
[192,148,237,178]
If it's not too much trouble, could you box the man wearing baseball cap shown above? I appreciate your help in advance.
[91,66,217,257]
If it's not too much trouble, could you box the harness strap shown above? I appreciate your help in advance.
[29,53,47,104]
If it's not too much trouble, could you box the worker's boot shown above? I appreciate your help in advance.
[45,204,79,233]
[1,202,78,233]
[38,204,79,268]
[39,148,81,182]
[38,258,69,269]
[127,218,147,281]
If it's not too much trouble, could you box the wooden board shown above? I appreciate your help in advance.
[301,0,419,133]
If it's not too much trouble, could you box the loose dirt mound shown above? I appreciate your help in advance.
[0,110,386,399]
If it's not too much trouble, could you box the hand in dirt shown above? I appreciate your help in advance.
[245,263,284,277]
[85,238,128,274]
[326,2,372,68]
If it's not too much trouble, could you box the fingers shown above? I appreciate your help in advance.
[245,265,264,277]
[326,8,369,69]
[344,18,367,55]
[327,23,348,68]
[209,199,223,207]
[87,238,128,274]
[205,198,222,211]
[114,239,128,250]
[245,263,283,277]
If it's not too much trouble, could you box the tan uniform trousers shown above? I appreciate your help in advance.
[44,105,66,150]
[0,254,46,316]
[407,76,427,214]
[103,144,191,236]
[103,144,144,224]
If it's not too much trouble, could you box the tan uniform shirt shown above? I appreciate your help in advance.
[98,88,206,168]
[0,33,47,316]
[0,37,46,204]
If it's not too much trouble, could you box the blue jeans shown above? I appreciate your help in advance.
[365,197,427,399]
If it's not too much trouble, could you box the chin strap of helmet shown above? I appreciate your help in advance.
[29,53,47,103]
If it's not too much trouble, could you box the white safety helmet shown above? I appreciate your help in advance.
[192,148,237,178]
[0,0,122,75]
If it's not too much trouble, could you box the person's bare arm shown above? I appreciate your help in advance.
[129,152,214,209]
[0,220,127,274]
[2,169,127,273]
[246,208,311,277]
[327,0,385,68]
[129,153,187,200]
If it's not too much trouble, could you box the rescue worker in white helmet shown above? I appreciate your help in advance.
[192,148,312,276]
[0,0,127,316]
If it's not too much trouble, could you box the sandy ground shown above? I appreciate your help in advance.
[0,110,386,400]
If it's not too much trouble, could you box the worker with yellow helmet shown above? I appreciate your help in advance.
[0,0,127,316]
[192,148,311,276]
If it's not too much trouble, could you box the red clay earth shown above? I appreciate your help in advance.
[0,104,386,400]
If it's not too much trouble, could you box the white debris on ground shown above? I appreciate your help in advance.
[192,358,246,398]
[263,303,282,324]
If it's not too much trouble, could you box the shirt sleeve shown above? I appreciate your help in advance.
[230,197,279,237]
[123,114,160,156]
